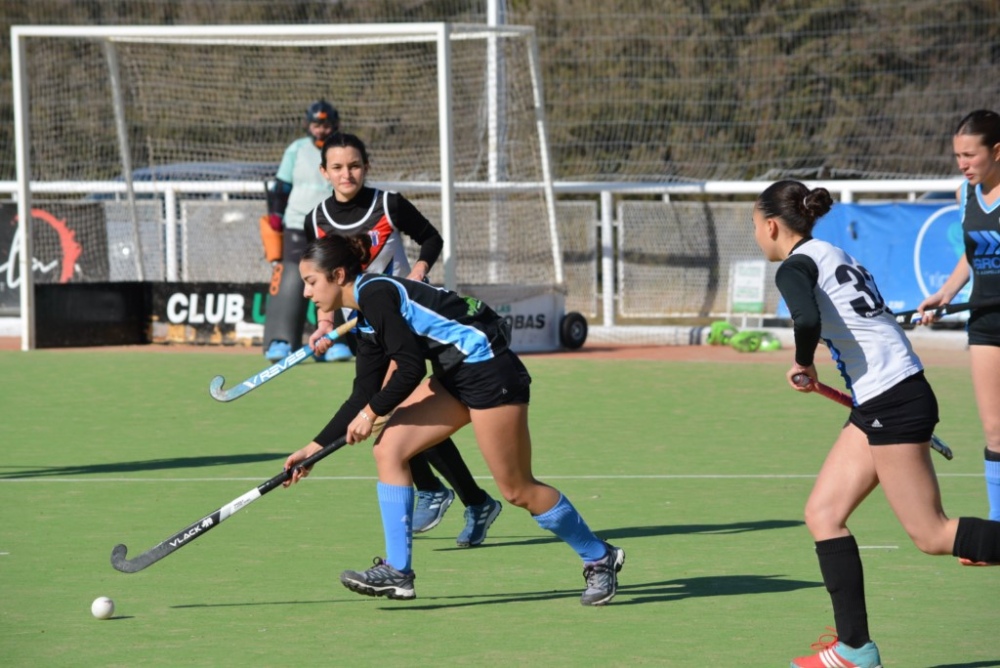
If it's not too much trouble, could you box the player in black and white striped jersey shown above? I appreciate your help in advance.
[753,179,1000,668]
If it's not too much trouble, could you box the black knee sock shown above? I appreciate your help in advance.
[815,535,870,649]
[422,439,488,507]
[952,517,1000,562]
[409,453,443,492]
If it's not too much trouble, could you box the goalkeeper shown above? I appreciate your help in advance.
[260,99,352,362]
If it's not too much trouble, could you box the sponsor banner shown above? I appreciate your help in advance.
[778,202,970,318]
[35,282,151,348]
[154,281,568,351]
[460,284,563,352]
[150,282,322,345]
[0,202,110,314]
[730,260,766,313]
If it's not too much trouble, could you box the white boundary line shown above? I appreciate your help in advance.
[0,473,984,483]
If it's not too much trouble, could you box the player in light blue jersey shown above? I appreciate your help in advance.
[260,100,348,362]
[753,179,1000,668]
[281,233,625,606]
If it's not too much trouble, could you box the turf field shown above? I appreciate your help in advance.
[0,345,994,667]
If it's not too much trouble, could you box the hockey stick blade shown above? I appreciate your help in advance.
[791,374,953,460]
[110,435,349,573]
[210,317,357,402]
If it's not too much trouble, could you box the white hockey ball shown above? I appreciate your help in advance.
[91,596,115,620]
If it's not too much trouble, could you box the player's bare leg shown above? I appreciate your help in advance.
[971,345,1000,521]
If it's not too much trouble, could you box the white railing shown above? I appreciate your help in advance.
[0,176,962,323]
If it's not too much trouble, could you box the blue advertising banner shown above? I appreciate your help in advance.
[777,201,971,317]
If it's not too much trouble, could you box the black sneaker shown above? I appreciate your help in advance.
[340,557,415,600]
[580,543,625,606]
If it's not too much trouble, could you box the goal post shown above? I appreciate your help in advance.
[10,23,561,350]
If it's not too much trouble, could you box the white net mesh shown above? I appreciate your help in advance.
[618,202,780,318]
[19,26,558,288]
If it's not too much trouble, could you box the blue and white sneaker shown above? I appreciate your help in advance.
[265,340,292,362]
[456,496,502,547]
[412,486,455,534]
[318,342,353,362]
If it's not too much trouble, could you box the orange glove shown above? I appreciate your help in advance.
[259,215,284,263]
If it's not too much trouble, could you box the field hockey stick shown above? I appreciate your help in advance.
[110,411,393,573]
[891,297,1000,324]
[110,435,348,573]
[209,317,358,402]
[791,374,954,460]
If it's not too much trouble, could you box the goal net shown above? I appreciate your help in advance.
[11,23,563,346]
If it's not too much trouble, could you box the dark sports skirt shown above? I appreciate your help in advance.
[967,307,1000,346]
[436,349,532,409]
[848,371,939,445]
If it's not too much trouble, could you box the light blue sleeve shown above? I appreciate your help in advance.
[275,140,299,183]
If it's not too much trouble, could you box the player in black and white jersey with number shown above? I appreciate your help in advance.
[304,132,502,548]
[917,110,1000,524]
[753,180,1000,668]
[281,233,624,605]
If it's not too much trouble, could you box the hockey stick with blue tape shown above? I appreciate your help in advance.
[209,317,357,402]
[792,373,953,460]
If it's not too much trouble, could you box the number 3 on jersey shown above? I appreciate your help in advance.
[835,263,886,317]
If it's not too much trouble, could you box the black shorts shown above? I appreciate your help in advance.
[848,371,939,445]
[436,349,532,409]
[967,307,1000,346]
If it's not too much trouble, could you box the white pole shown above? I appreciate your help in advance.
[526,31,563,284]
[600,190,615,326]
[104,40,145,281]
[437,24,457,290]
[486,1,506,283]
[164,189,178,281]
[12,30,35,351]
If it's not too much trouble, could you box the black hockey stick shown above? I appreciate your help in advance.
[792,374,953,460]
[111,436,348,573]
[891,297,1000,324]
[209,317,357,402]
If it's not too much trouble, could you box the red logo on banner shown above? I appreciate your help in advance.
[10,208,83,283]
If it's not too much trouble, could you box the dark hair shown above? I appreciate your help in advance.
[301,233,372,282]
[320,132,370,168]
[755,179,833,236]
[955,109,1000,149]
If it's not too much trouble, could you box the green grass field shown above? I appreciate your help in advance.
[0,347,994,667]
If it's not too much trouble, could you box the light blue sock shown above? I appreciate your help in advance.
[985,452,1000,522]
[377,482,414,572]
[533,493,607,562]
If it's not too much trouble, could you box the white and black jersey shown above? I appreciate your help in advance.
[304,186,443,277]
[777,237,922,404]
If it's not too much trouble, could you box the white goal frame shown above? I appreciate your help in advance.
[10,23,561,350]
